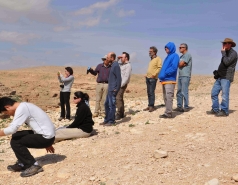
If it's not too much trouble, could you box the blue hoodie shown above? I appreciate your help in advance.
[158,42,179,82]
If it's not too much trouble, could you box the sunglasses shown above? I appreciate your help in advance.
[179,47,185,49]
[73,97,79,100]
[223,42,231,45]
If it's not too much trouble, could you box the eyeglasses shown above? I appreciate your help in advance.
[223,42,231,45]
[179,47,185,49]
[73,97,78,100]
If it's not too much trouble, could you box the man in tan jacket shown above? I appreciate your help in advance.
[143,46,162,112]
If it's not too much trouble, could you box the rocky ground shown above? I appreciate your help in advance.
[0,67,238,185]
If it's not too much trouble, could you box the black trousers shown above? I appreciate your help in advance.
[60,91,71,119]
[10,130,55,168]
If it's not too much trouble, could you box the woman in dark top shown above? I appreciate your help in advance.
[55,91,94,142]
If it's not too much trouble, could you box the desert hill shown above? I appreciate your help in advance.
[0,66,238,184]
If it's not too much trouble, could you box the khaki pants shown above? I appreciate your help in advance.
[55,128,91,143]
[116,84,127,117]
[162,84,175,116]
[95,83,108,114]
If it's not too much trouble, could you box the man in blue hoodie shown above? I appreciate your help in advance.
[158,42,180,118]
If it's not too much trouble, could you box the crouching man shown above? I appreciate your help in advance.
[0,97,55,177]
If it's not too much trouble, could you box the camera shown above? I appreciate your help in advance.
[213,70,220,79]
[86,67,91,74]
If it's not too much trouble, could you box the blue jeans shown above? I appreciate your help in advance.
[211,78,230,115]
[176,76,190,109]
[104,91,117,123]
[146,78,157,107]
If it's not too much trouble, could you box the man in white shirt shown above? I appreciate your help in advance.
[116,52,132,120]
[0,97,55,177]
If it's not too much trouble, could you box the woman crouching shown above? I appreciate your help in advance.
[55,91,94,142]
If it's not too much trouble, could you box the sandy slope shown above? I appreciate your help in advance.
[0,67,238,185]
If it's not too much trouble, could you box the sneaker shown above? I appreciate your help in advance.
[20,165,43,177]
[206,109,219,115]
[149,107,155,112]
[159,114,172,118]
[173,107,184,112]
[143,107,150,111]
[216,110,228,117]
[7,162,25,172]
[93,113,99,118]
[58,117,64,121]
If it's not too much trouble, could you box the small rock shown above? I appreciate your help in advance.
[232,174,238,182]
[89,176,96,181]
[10,91,16,95]
[52,93,58,97]
[204,178,219,185]
[154,150,168,158]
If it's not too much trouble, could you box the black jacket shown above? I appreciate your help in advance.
[218,48,237,82]
[67,101,94,133]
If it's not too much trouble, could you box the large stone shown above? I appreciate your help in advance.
[154,150,168,158]
[204,178,219,185]
[232,174,238,182]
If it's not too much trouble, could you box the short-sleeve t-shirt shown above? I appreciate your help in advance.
[178,52,192,77]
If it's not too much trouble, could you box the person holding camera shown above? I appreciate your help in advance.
[209,38,237,117]
[57,67,74,121]
[55,91,94,142]
[87,55,111,118]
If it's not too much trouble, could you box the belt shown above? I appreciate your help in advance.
[98,82,108,84]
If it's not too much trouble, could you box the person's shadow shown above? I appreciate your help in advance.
[35,154,66,167]
[115,116,132,125]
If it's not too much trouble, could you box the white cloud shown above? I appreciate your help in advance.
[77,17,101,27]
[53,26,70,32]
[0,0,58,23]
[117,9,135,17]
[73,0,119,16]
[0,31,40,45]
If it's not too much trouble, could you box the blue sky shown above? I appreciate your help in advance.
[0,0,237,74]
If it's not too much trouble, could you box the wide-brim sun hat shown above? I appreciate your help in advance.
[221,38,236,47]
[101,55,107,61]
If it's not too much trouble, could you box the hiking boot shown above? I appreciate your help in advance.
[149,107,155,112]
[143,107,150,111]
[215,110,228,117]
[58,117,64,121]
[115,115,122,120]
[173,107,184,112]
[184,107,191,112]
[7,162,25,172]
[93,113,99,118]
[104,123,115,127]
[206,109,219,115]
[159,114,172,119]
[20,165,43,177]
[99,122,106,125]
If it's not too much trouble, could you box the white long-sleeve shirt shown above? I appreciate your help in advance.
[119,62,132,87]
[4,102,55,139]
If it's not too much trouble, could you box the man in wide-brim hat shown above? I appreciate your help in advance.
[209,38,238,117]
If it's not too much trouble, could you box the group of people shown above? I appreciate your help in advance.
[0,38,237,177]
